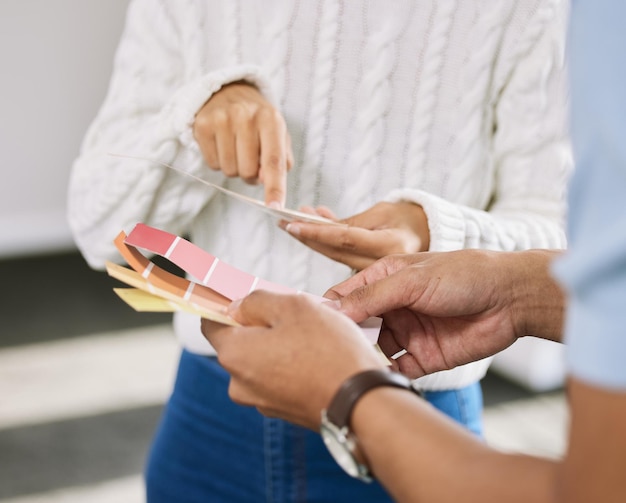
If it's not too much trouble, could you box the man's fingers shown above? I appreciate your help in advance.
[201,319,235,354]
[377,322,406,360]
[334,281,392,322]
[337,267,425,322]
[228,290,289,327]
[326,254,413,298]
[394,352,427,379]
[325,266,380,299]
[324,255,412,298]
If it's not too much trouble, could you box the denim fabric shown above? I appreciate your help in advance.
[422,384,483,437]
[146,350,483,502]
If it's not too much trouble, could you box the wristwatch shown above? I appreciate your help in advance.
[320,369,423,482]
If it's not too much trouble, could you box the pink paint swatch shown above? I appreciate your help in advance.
[113,231,230,312]
[114,223,382,343]
[125,223,299,300]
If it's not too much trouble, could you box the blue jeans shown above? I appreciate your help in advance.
[145,351,483,502]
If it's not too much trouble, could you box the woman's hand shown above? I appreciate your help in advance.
[193,81,294,207]
[280,201,430,271]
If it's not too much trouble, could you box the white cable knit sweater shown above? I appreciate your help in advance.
[68,0,572,390]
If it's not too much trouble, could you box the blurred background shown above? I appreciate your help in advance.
[0,1,569,501]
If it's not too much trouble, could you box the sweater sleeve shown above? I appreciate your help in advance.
[67,0,275,269]
[385,0,572,253]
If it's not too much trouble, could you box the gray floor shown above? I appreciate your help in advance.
[0,252,568,502]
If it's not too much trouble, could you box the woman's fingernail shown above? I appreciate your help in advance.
[285,223,300,236]
[268,201,282,210]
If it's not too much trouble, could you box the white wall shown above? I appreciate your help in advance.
[0,0,130,258]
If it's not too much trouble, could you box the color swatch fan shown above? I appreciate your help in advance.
[106,223,382,342]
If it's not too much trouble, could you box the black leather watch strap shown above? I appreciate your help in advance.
[326,369,422,428]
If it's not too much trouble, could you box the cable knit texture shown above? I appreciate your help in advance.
[68,0,571,390]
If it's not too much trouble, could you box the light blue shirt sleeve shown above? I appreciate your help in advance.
[552,0,626,390]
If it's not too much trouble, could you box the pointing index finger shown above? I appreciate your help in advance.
[258,115,288,208]
[326,255,420,320]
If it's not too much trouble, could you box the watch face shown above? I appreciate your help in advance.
[320,422,361,478]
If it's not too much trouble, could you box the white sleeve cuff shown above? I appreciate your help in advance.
[384,188,467,251]
[413,358,493,390]
[160,64,276,146]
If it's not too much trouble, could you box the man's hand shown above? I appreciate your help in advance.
[325,249,564,378]
[193,81,294,207]
[202,292,385,430]
[280,201,430,271]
